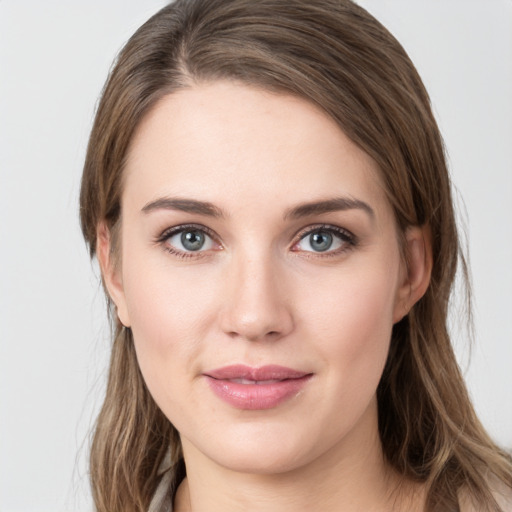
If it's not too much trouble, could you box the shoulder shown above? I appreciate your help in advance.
[459,479,512,512]
[493,481,512,511]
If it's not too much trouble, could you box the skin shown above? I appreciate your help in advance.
[99,81,431,512]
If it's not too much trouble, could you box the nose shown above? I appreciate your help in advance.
[218,251,294,342]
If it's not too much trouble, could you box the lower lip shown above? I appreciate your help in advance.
[204,375,312,410]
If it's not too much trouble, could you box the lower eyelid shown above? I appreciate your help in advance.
[162,245,209,259]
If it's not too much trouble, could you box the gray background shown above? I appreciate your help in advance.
[1,1,511,510]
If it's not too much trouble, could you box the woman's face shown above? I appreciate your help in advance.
[106,81,414,474]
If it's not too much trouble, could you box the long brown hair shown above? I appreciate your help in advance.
[80,1,512,510]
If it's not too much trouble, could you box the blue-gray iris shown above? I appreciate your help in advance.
[310,231,332,252]
[181,231,205,251]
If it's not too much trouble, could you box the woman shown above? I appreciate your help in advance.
[79,1,512,511]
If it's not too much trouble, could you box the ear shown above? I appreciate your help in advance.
[393,225,433,323]
[96,222,131,327]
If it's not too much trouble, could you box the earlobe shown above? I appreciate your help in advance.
[96,222,131,327]
[393,225,433,323]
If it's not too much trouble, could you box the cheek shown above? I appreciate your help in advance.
[122,232,219,345]
[302,261,399,398]
[120,252,220,413]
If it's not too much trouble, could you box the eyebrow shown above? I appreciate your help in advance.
[284,197,375,220]
[141,195,374,221]
[141,197,224,218]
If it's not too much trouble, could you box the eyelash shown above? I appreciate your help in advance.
[156,223,220,260]
[292,224,357,258]
[155,223,357,259]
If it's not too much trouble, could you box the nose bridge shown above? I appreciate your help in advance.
[219,245,294,341]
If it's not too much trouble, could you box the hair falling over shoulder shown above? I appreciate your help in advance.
[89,324,177,511]
[81,1,512,511]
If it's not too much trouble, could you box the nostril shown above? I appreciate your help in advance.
[226,329,283,342]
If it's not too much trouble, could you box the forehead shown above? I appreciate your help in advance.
[123,81,389,218]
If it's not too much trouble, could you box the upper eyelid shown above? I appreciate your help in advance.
[293,223,355,241]
[157,223,218,242]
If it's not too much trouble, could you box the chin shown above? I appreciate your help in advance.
[183,419,328,476]
[211,445,309,475]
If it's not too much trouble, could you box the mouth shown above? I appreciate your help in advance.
[203,365,313,410]
[223,378,285,385]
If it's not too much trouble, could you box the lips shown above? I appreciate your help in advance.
[203,365,312,410]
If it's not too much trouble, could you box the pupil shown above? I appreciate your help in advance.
[181,231,205,251]
[310,231,332,252]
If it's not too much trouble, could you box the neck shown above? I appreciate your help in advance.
[174,401,425,512]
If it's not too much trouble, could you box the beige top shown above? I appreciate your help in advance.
[148,451,174,512]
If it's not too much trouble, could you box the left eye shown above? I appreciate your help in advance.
[294,228,351,253]
[166,228,215,252]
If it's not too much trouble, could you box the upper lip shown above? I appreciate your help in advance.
[204,364,310,381]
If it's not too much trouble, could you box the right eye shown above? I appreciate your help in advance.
[169,229,213,251]
[158,225,220,257]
